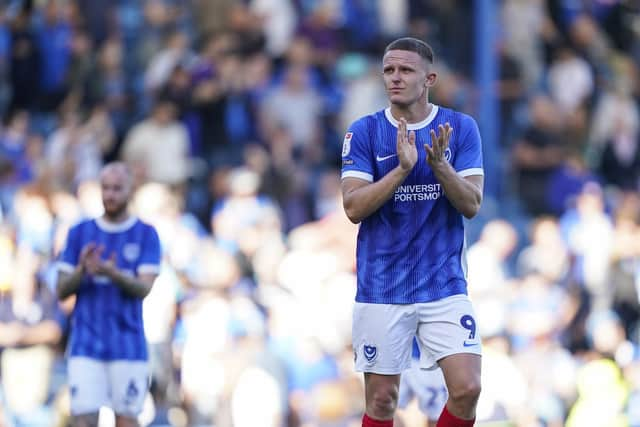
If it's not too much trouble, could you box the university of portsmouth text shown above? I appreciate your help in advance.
[394,184,442,202]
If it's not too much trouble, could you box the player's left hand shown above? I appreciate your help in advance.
[94,252,118,278]
[425,123,452,167]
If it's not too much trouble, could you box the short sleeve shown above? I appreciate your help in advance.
[340,117,374,182]
[137,225,161,275]
[57,225,81,274]
[453,114,484,177]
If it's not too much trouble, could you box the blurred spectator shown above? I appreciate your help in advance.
[249,0,297,58]
[475,334,530,424]
[566,358,629,427]
[560,182,614,310]
[337,54,387,133]
[509,273,578,425]
[260,64,323,163]
[511,95,566,216]
[547,43,594,116]
[9,3,40,113]
[64,28,95,112]
[192,0,241,36]
[517,216,569,283]
[144,30,191,96]
[495,42,525,145]
[122,99,190,187]
[45,109,102,191]
[609,196,640,340]
[0,236,63,427]
[210,166,281,253]
[75,0,113,47]
[36,0,73,112]
[546,152,600,216]
[0,110,33,211]
[189,32,236,165]
[467,220,518,337]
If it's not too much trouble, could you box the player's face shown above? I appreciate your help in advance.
[382,50,434,107]
[100,170,131,219]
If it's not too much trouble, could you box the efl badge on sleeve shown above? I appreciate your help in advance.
[342,132,353,157]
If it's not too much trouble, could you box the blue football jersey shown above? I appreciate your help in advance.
[58,217,161,360]
[341,106,483,303]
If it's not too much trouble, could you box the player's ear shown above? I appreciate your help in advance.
[425,72,437,88]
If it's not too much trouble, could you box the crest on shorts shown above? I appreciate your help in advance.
[124,379,139,407]
[342,132,353,157]
[363,344,377,363]
[123,243,140,262]
[127,379,138,398]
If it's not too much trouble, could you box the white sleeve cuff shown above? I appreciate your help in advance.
[57,262,75,274]
[457,168,484,177]
[138,264,160,275]
[341,170,373,182]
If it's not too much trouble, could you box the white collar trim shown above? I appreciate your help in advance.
[95,216,138,233]
[384,104,439,130]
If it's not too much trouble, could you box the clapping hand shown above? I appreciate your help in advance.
[79,243,98,274]
[397,117,417,172]
[80,243,117,277]
[425,123,452,167]
[94,252,118,277]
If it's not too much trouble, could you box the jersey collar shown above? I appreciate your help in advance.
[95,216,138,233]
[384,104,439,130]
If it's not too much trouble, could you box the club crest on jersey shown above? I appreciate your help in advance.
[444,147,452,162]
[123,243,140,262]
[342,132,353,157]
[363,344,377,363]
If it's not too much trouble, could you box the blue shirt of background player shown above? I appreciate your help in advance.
[58,217,161,361]
[341,105,483,304]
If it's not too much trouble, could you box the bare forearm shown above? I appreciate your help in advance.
[108,270,153,298]
[431,162,482,218]
[57,267,84,300]
[342,166,411,223]
[19,321,62,346]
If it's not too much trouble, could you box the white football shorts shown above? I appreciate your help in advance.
[352,294,482,374]
[398,363,448,420]
[68,357,149,417]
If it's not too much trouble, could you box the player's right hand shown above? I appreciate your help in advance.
[78,243,96,272]
[80,243,103,275]
[397,117,417,172]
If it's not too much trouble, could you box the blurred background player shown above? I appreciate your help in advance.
[396,339,449,427]
[56,162,161,427]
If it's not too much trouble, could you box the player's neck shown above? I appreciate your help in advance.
[389,102,433,124]
[102,211,131,224]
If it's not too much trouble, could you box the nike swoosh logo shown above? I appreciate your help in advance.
[376,154,397,161]
[463,341,479,347]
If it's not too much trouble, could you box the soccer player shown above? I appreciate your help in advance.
[57,162,161,427]
[341,37,484,427]
[397,339,448,426]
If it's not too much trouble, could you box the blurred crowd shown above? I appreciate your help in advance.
[0,0,639,426]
